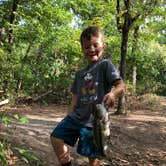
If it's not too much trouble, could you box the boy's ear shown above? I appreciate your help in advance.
[103,42,106,48]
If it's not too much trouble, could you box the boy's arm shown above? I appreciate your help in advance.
[67,94,78,114]
[103,79,125,108]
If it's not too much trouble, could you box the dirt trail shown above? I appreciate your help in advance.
[1,98,166,166]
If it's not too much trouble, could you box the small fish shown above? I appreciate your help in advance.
[92,103,111,158]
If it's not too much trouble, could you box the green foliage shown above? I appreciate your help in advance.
[0,139,8,166]
[0,111,35,165]
[0,139,42,166]
[0,0,165,162]
[1,115,13,125]
[13,114,29,123]
[0,113,29,126]
[14,147,43,165]
[0,0,165,101]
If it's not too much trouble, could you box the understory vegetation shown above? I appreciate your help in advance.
[0,0,165,165]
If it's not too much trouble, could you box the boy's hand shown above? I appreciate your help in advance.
[103,92,115,108]
[103,80,125,108]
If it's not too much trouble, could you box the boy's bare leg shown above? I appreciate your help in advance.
[50,136,71,164]
[88,157,100,166]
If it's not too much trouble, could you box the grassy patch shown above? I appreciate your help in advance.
[126,93,162,111]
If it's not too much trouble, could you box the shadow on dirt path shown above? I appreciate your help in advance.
[1,98,166,166]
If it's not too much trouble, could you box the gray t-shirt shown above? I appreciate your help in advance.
[69,58,121,127]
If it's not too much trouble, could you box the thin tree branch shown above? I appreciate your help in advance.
[116,0,122,32]
[8,0,19,46]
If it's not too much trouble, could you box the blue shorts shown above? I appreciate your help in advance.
[50,116,101,158]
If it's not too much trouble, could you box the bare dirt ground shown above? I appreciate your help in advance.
[1,96,166,166]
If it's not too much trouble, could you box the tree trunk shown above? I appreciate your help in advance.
[116,0,140,114]
[132,66,137,95]
[116,27,129,114]
[8,0,19,49]
[132,26,139,95]
[4,0,19,98]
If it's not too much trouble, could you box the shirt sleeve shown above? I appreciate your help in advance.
[105,59,121,86]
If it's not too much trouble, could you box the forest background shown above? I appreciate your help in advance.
[0,0,166,165]
[0,0,165,105]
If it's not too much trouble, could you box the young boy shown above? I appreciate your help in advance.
[50,26,125,166]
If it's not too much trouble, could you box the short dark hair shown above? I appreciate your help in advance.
[80,26,104,46]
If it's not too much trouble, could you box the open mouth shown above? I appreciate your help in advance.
[88,54,99,62]
[89,54,97,57]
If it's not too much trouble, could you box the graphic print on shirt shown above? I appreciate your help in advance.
[80,72,98,104]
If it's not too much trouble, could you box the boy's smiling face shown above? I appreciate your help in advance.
[82,34,105,63]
